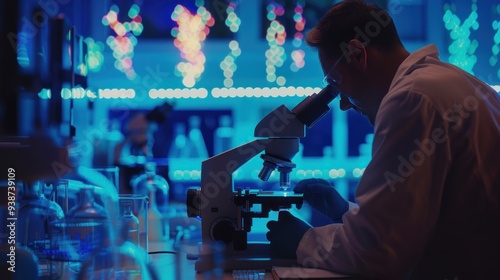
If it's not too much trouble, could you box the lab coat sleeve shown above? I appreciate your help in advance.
[296,90,452,279]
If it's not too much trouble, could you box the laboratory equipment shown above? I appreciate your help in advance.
[64,186,109,273]
[77,241,156,280]
[54,179,72,215]
[68,186,107,219]
[213,115,234,155]
[168,122,189,158]
[131,162,169,214]
[120,200,140,247]
[119,194,149,253]
[187,84,339,271]
[77,216,153,280]
[45,170,139,280]
[112,241,146,279]
[187,115,209,158]
[146,183,166,242]
[17,181,65,279]
[92,119,125,167]
[131,162,169,241]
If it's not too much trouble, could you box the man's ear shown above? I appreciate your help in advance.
[348,39,367,69]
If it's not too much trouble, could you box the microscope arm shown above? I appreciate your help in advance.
[186,85,341,271]
[188,137,301,248]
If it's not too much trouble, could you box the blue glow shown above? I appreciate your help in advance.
[443,4,479,74]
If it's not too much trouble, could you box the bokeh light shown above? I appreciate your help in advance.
[220,3,241,88]
[171,2,214,88]
[291,0,306,72]
[102,3,143,81]
[265,2,287,86]
[83,38,104,73]
[443,1,479,74]
[490,6,500,80]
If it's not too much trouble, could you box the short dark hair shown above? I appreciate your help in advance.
[306,0,403,58]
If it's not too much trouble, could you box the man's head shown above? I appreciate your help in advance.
[306,0,408,125]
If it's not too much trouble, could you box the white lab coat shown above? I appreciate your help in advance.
[296,45,500,279]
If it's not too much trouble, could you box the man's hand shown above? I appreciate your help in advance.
[266,211,311,258]
[294,178,349,223]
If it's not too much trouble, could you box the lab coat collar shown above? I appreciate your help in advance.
[389,44,440,90]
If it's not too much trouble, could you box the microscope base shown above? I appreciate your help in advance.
[193,242,297,272]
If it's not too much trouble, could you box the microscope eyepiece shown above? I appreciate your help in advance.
[291,84,340,128]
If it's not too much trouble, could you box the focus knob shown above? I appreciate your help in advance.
[210,218,235,244]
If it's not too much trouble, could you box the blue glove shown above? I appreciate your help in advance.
[294,178,349,223]
[266,211,311,259]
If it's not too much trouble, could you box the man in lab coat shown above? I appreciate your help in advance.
[266,0,500,279]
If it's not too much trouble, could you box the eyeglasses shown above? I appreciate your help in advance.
[322,52,347,89]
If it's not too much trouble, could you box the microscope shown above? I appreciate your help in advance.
[186,84,338,271]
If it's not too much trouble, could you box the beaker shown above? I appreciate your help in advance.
[118,194,149,253]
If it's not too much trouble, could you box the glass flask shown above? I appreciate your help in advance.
[66,186,109,274]
[131,162,169,241]
[17,180,65,279]
[68,186,107,219]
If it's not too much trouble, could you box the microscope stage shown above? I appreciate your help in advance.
[234,190,303,210]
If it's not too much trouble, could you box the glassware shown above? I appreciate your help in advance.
[120,200,140,247]
[17,181,65,279]
[119,194,149,254]
[68,186,107,219]
[131,162,169,241]
[73,213,153,279]
[113,241,144,279]
[146,185,166,242]
[43,146,123,279]
[77,240,156,280]
[213,115,234,155]
[78,195,155,280]
[187,115,209,158]
[168,122,189,158]
[90,166,120,192]
[66,186,108,273]
[92,119,125,167]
